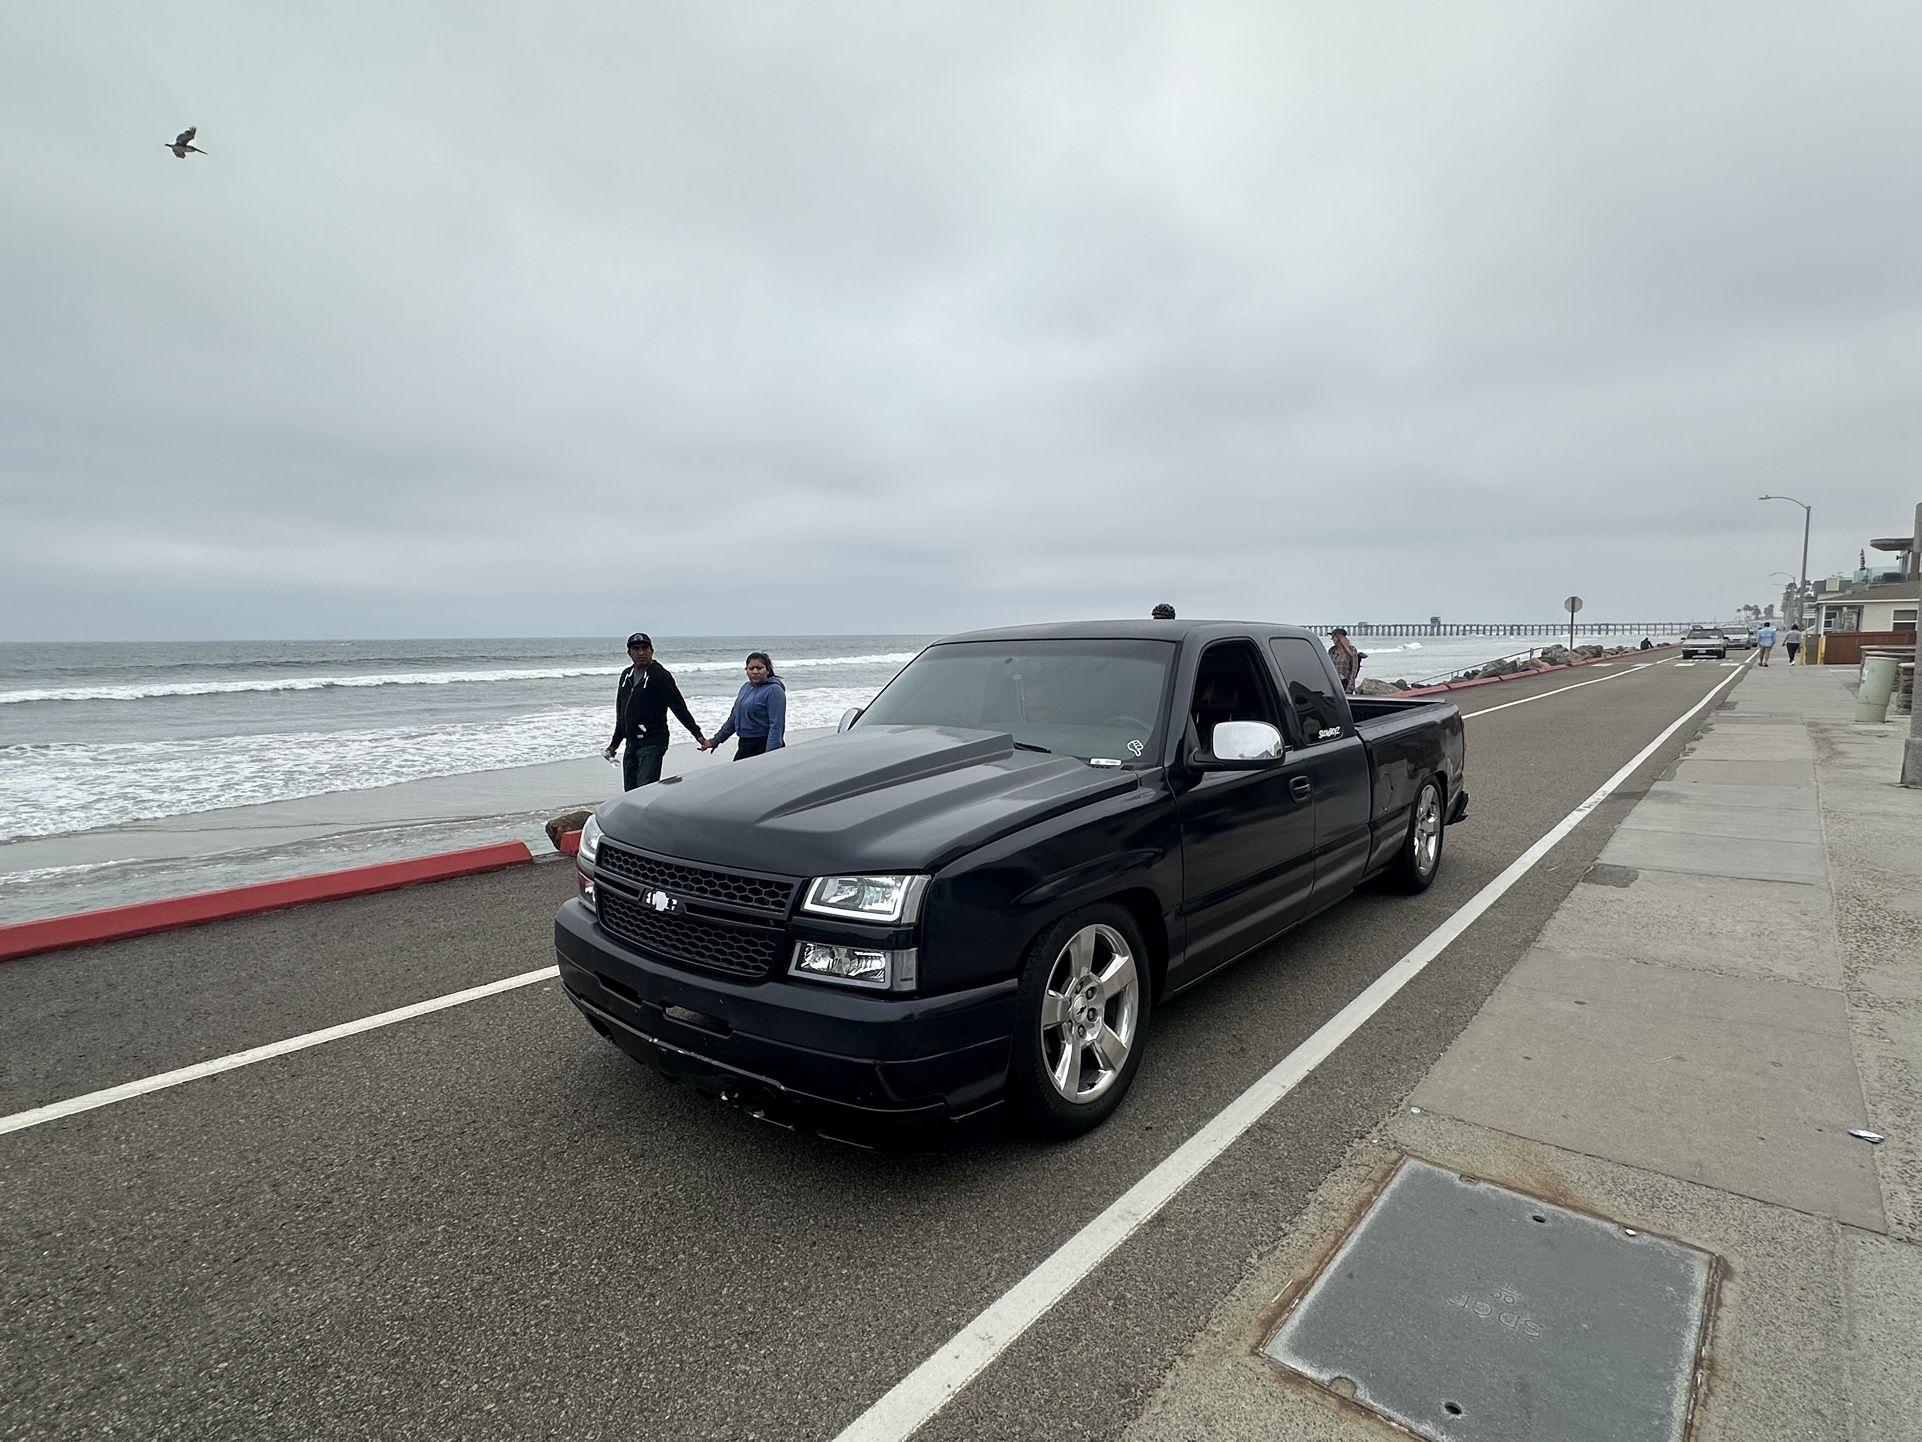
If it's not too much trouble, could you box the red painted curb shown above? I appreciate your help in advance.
[1400,644,1683,697]
[0,841,536,964]
[558,829,583,856]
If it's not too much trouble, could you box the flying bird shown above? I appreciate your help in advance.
[164,126,206,159]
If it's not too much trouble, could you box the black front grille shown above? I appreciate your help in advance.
[596,889,782,979]
[595,843,797,914]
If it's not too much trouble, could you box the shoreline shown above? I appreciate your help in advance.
[0,729,830,927]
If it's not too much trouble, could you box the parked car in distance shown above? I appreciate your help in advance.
[1725,629,1756,649]
[555,620,1470,1144]
[1681,627,1729,660]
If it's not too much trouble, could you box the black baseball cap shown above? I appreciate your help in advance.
[626,632,652,649]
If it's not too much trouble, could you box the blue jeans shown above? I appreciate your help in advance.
[622,742,667,790]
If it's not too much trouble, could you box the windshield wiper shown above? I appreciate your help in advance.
[1010,740,1052,754]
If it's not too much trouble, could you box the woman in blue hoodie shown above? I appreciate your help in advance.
[706,651,787,760]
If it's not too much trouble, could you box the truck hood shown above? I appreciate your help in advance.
[598,726,1139,877]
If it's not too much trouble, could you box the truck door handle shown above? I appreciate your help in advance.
[1290,776,1313,802]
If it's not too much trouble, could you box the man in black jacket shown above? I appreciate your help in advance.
[605,632,709,790]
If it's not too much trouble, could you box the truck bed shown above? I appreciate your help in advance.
[1346,694,1466,830]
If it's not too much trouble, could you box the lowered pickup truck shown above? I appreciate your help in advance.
[555,620,1467,1142]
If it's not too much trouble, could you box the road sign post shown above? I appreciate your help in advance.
[1564,595,1583,652]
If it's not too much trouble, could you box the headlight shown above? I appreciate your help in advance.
[801,874,929,924]
[791,943,917,991]
[578,814,603,866]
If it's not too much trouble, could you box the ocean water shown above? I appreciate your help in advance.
[0,636,926,843]
[0,628,1666,923]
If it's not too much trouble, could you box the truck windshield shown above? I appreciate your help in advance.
[857,639,1175,763]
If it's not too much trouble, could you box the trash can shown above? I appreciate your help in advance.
[1856,654,1900,722]
[1893,660,1915,718]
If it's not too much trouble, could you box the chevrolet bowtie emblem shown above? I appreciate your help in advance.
[643,889,675,913]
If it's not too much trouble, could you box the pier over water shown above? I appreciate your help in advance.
[1306,620,1699,637]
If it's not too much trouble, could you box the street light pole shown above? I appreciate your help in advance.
[1759,494,1812,628]
[1903,500,1922,788]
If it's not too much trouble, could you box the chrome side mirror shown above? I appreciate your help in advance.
[1209,720,1285,764]
[837,706,864,734]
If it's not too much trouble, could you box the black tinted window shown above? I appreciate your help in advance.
[1268,638,1346,743]
[1188,640,1284,753]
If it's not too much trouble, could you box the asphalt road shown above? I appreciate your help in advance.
[0,656,1752,1442]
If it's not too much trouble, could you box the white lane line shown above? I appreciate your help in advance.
[832,662,1752,1442]
[1674,662,1697,668]
[1459,662,1657,719]
[0,967,559,1137]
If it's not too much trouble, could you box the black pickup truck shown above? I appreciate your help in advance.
[555,620,1467,1143]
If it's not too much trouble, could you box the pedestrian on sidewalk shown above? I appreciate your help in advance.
[1784,625,1804,665]
[707,652,787,760]
[1328,628,1361,694]
[606,632,710,789]
[1754,622,1778,666]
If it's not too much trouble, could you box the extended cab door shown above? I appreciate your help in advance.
[1171,638,1318,975]
[1268,637,1373,901]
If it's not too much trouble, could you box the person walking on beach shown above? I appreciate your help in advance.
[1754,622,1777,666]
[1784,625,1804,665]
[707,652,787,760]
[605,632,709,789]
[1328,628,1361,694]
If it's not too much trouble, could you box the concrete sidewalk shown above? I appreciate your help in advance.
[1125,665,1921,1441]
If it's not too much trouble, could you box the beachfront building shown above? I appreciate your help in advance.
[1812,532,1917,633]
[1807,530,1917,665]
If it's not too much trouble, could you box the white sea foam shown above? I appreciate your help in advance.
[0,653,917,706]
[0,686,883,841]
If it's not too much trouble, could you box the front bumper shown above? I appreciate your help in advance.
[554,899,1017,1146]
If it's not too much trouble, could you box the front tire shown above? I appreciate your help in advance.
[1386,778,1445,894]
[1007,905,1153,1139]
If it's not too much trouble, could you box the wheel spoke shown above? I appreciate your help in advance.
[1096,950,1138,1003]
[1066,928,1096,978]
[1039,989,1073,1029]
[1089,1023,1130,1074]
[1051,1033,1083,1095]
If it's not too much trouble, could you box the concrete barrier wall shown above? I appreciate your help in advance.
[0,842,535,964]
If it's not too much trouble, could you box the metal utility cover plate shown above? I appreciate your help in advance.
[1265,1158,1712,1442]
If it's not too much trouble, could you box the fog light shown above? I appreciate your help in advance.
[578,869,597,912]
[790,942,917,991]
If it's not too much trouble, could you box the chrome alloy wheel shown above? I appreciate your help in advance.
[1414,785,1443,879]
[1039,923,1141,1105]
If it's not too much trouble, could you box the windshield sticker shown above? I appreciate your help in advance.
[1089,757,1123,768]
[1318,726,1342,740]
[1127,739,1145,757]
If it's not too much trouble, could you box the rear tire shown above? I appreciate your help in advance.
[1386,778,1445,894]
[1007,904,1153,1139]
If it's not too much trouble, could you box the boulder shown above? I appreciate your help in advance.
[545,808,594,851]
[1356,678,1401,696]
[1578,644,1607,658]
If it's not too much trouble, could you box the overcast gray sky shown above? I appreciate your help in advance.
[3,2,1917,641]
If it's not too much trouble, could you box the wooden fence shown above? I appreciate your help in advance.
[1814,630,1915,666]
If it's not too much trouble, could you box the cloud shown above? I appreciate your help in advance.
[2,1,1916,639]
